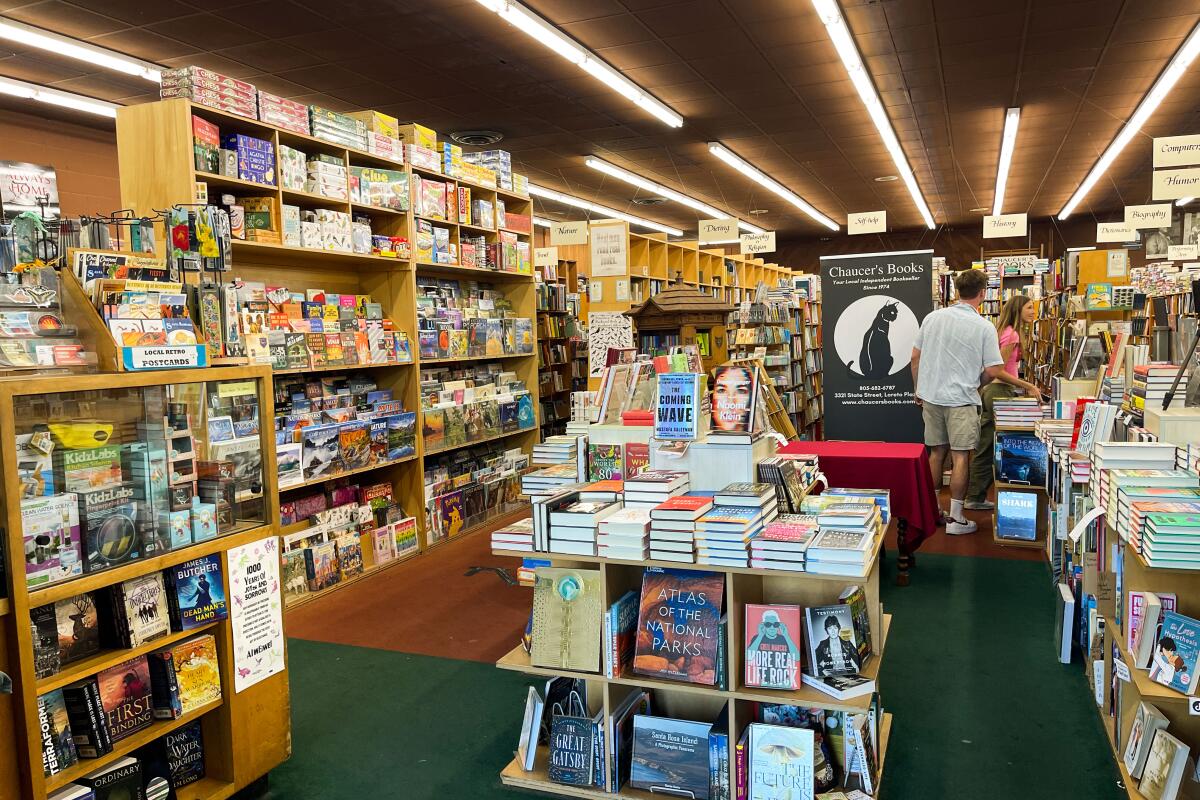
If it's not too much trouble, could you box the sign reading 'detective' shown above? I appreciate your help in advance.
[983,213,1028,238]
[534,247,558,267]
[1153,167,1200,201]
[740,231,776,254]
[848,211,886,234]
[1154,134,1200,168]
[549,221,587,245]
[1097,222,1139,243]
[698,218,738,244]
[1125,204,1172,227]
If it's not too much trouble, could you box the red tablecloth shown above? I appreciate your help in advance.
[779,440,941,551]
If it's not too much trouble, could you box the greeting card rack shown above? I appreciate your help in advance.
[0,366,290,800]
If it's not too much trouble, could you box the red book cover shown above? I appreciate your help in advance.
[624,442,650,478]
[654,496,713,512]
[97,656,153,742]
[1070,396,1096,448]
[584,479,624,494]
[761,515,819,542]
[744,604,802,689]
[633,567,724,685]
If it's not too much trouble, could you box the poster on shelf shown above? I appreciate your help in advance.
[820,249,932,442]
[0,160,59,219]
[229,535,286,693]
[589,223,627,276]
[587,311,634,378]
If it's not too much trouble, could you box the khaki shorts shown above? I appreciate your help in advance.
[922,402,980,450]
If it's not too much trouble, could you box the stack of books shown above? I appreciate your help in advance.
[548,500,620,556]
[490,517,535,552]
[992,398,1044,427]
[598,508,651,560]
[520,464,582,497]
[1141,509,1200,567]
[623,470,690,510]
[823,488,891,525]
[1128,498,1200,552]
[806,500,881,576]
[531,434,584,466]
[1089,441,1180,512]
[749,514,818,572]
[1115,485,1200,542]
[648,495,713,563]
[695,486,780,568]
[1129,363,1188,411]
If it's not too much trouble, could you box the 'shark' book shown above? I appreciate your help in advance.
[166,554,228,631]
[744,604,802,690]
[632,567,724,685]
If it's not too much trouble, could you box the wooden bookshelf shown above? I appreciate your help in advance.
[493,541,889,797]
[0,366,290,800]
[115,97,541,554]
[536,258,582,436]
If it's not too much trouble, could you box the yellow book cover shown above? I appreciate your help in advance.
[173,634,221,714]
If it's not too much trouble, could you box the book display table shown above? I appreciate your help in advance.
[779,441,941,585]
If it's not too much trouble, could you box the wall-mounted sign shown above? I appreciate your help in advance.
[534,246,558,266]
[1169,244,1200,260]
[848,211,886,234]
[739,232,776,254]
[1154,134,1200,168]
[983,213,1028,238]
[1125,203,1172,228]
[549,220,588,245]
[1153,167,1200,201]
[1097,222,1139,243]
[698,218,738,244]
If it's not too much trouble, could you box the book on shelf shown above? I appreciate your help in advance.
[633,567,723,685]
[134,719,206,796]
[166,554,228,631]
[516,686,544,773]
[744,604,802,690]
[711,364,758,435]
[97,655,154,743]
[747,723,814,800]
[147,633,222,718]
[804,604,864,677]
[630,715,713,798]
[1147,611,1200,695]
[801,672,876,701]
[1123,701,1170,780]
[31,592,100,679]
[714,482,776,508]
[106,572,171,649]
[38,688,78,777]
[1138,728,1190,800]
[1128,591,1177,657]
[603,589,639,679]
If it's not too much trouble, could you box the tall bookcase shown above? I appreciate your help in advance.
[0,366,290,800]
[537,258,581,437]
[113,99,540,604]
[491,548,892,796]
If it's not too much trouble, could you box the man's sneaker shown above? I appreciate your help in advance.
[964,499,995,511]
[946,517,978,535]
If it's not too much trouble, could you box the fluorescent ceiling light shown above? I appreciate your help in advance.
[707,143,839,231]
[0,76,118,117]
[993,108,1021,216]
[533,217,553,228]
[473,0,681,127]
[0,17,160,82]
[1177,197,1195,206]
[585,157,764,234]
[529,184,684,236]
[1066,246,1096,252]
[810,0,936,229]
[1059,21,1200,219]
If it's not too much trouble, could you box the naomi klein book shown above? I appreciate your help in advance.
[744,604,802,690]
[633,567,724,685]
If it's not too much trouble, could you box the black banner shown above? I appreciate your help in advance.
[820,250,934,442]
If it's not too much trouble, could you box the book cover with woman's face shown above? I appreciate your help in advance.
[712,365,754,432]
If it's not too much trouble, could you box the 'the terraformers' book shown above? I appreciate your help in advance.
[633,567,724,685]
[166,555,227,631]
[744,604,802,690]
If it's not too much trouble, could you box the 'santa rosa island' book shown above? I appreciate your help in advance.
[744,604,802,690]
[630,715,713,798]
[633,567,724,685]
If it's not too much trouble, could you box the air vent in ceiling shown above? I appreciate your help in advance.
[631,196,667,206]
[449,130,504,146]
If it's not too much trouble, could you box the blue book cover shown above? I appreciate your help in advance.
[630,715,713,798]
[699,506,763,525]
[654,373,705,440]
[994,432,1047,486]
[996,491,1038,541]
[1149,611,1200,695]
[548,714,594,786]
[517,393,536,429]
[168,555,227,630]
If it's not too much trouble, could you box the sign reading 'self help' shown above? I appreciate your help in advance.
[983,213,1028,238]
[848,211,886,234]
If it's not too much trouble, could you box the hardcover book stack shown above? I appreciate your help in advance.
[548,500,620,556]
[1115,486,1200,543]
[1110,473,1200,544]
[695,484,778,567]
[1129,362,1188,411]
[597,508,651,561]
[992,397,1045,427]
[1089,441,1180,514]
[531,435,585,467]
[1139,509,1200,568]
[756,454,818,514]
[648,495,713,564]
[490,517,536,552]
[806,501,881,577]
[622,469,690,510]
[520,464,582,497]
[749,514,818,572]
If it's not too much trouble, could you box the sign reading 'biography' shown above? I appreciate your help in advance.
[820,250,933,442]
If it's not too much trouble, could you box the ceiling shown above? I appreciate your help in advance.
[2,0,1200,244]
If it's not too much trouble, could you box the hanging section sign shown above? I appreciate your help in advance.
[820,250,933,442]
[740,231,775,254]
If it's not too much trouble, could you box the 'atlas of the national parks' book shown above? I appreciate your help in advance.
[633,567,724,685]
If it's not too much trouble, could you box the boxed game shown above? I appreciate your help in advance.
[77,484,140,573]
[54,444,123,494]
[21,493,83,590]
[348,109,399,138]
[367,131,404,162]
[397,122,437,150]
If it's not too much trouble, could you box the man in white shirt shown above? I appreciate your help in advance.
[911,269,1040,534]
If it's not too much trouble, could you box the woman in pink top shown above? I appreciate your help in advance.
[966,295,1036,509]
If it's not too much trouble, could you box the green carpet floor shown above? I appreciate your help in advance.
[269,552,1124,799]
